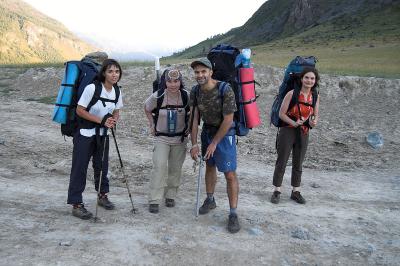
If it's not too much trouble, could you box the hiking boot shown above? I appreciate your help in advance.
[72,204,93,220]
[270,191,281,204]
[165,198,175,207]
[149,204,159,213]
[97,194,115,210]
[291,191,306,204]
[198,197,216,215]
[227,214,241,233]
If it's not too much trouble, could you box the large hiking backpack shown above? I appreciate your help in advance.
[151,71,190,142]
[54,57,120,137]
[205,44,259,136]
[270,56,318,127]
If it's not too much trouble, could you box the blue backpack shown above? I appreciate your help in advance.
[270,56,318,127]
[59,58,120,137]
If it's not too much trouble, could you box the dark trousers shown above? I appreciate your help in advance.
[67,133,110,205]
[272,127,309,188]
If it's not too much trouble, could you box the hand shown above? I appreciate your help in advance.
[104,117,116,128]
[295,119,304,127]
[190,145,199,161]
[309,116,318,127]
[149,125,155,136]
[204,142,216,160]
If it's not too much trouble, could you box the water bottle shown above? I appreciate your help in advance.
[241,48,251,68]
[167,109,177,134]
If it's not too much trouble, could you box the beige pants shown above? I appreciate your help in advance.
[149,142,187,204]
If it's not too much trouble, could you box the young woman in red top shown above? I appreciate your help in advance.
[271,67,320,204]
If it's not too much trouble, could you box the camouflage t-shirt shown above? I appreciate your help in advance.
[189,82,237,127]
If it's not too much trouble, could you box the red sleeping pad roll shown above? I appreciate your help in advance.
[239,67,261,128]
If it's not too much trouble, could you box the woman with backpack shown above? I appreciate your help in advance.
[144,68,189,214]
[270,67,320,205]
[67,59,123,220]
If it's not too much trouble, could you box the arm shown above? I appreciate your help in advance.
[190,106,200,160]
[76,105,115,128]
[309,94,320,128]
[279,90,304,128]
[144,105,155,136]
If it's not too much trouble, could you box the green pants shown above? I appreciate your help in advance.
[149,142,187,204]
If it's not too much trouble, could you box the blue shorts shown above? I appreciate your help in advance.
[201,130,237,173]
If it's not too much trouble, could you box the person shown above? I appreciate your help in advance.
[189,58,241,233]
[67,59,123,219]
[270,67,320,204]
[144,68,189,214]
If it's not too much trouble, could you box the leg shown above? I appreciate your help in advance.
[93,135,110,194]
[224,171,239,209]
[272,127,296,188]
[149,142,169,205]
[67,134,96,205]
[165,144,187,201]
[291,133,309,189]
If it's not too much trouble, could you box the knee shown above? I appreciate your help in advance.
[225,171,237,183]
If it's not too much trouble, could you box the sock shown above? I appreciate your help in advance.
[207,193,214,201]
[230,208,237,215]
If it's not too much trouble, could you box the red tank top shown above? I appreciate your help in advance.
[287,92,314,134]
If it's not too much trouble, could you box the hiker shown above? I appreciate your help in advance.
[67,58,123,219]
[270,67,320,204]
[144,68,189,214]
[189,58,241,233]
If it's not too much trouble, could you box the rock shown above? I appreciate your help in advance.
[310,182,321,188]
[367,243,376,255]
[291,227,310,240]
[0,139,5,145]
[248,227,264,236]
[59,241,71,246]
[366,132,384,149]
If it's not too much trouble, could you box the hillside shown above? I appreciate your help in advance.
[0,0,95,64]
[169,0,400,77]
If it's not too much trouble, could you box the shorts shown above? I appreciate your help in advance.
[201,130,237,173]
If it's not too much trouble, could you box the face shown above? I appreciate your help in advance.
[104,65,120,85]
[193,65,213,85]
[301,72,316,89]
[166,79,181,92]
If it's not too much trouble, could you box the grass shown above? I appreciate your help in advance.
[252,41,400,78]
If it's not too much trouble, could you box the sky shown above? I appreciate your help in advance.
[23,0,266,57]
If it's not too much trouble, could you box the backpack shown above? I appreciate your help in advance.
[205,44,258,136]
[59,58,120,137]
[151,74,190,142]
[270,56,318,127]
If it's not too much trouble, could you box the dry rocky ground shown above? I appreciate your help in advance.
[0,64,399,265]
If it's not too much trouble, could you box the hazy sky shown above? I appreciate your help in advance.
[24,0,266,56]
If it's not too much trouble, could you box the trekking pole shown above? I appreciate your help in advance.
[195,156,205,217]
[94,132,108,222]
[111,128,137,214]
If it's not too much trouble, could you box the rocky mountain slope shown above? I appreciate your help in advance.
[0,0,95,64]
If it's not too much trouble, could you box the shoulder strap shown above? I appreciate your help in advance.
[86,81,102,111]
[156,88,165,110]
[113,84,120,104]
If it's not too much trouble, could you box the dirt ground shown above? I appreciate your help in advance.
[0,65,399,266]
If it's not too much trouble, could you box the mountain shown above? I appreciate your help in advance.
[171,0,400,59]
[0,0,95,64]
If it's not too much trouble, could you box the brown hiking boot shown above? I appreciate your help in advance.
[72,204,93,220]
[291,191,306,204]
[165,198,175,207]
[270,191,281,204]
[98,194,115,210]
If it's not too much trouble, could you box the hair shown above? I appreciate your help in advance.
[97,59,122,83]
[299,67,320,90]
